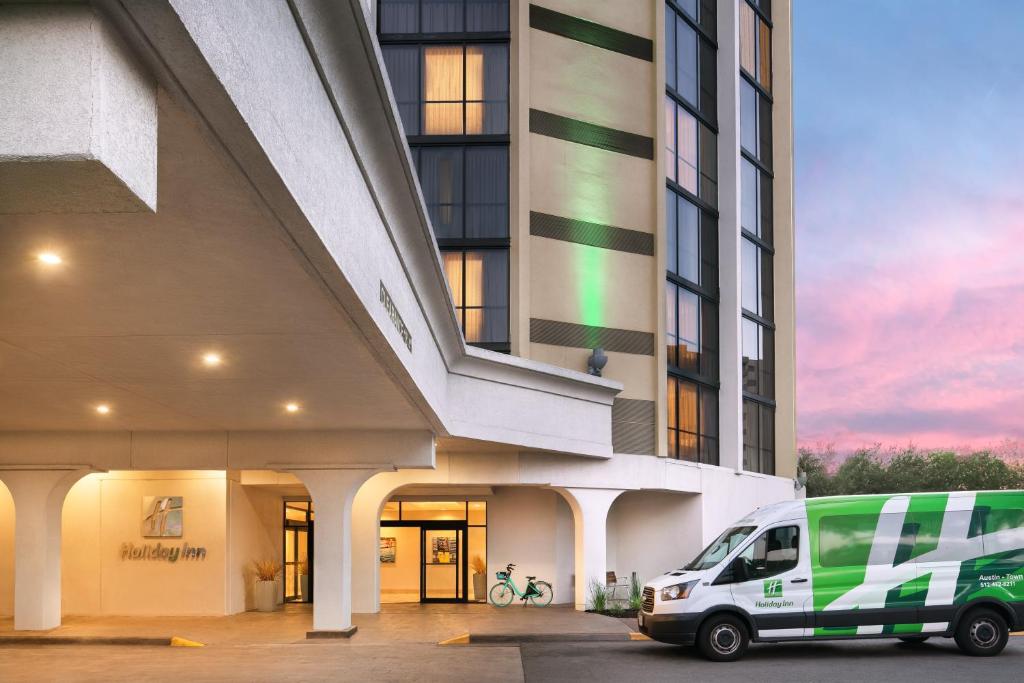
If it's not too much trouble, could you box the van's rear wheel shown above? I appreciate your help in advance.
[954,608,1008,657]
[897,635,930,644]
[696,614,749,662]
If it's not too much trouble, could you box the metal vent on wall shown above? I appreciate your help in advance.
[612,398,655,455]
[530,318,654,356]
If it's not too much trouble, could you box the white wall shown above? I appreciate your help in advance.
[606,491,702,586]
[698,469,796,545]
[486,487,575,605]
[0,481,12,617]
[60,471,229,616]
[227,479,281,613]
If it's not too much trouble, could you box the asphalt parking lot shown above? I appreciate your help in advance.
[520,636,1024,682]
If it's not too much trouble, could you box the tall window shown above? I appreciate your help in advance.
[379,0,511,351]
[665,0,718,464]
[739,0,774,473]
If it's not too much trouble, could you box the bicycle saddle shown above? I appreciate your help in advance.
[526,575,536,580]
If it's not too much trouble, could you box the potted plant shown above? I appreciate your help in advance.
[252,559,282,612]
[299,559,310,603]
[471,555,487,602]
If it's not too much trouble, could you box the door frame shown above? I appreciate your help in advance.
[381,520,469,603]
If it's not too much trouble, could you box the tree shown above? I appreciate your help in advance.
[797,445,1023,496]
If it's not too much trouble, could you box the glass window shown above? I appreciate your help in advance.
[422,0,463,33]
[419,146,464,238]
[382,45,421,134]
[739,1,757,76]
[665,98,698,194]
[384,44,507,136]
[675,15,698,105]
[741,237,759,314]
[381,0,509,33]
[664,5,676,93]
[740,79,758,154]
[400,501,467,521]
[418,145,508,239]
[739,1,771,92]
[685,525,757,571]
[730,526,799,581]
[666,282,715,377]
[666,190,700,283]
[441,249,508,343]
[667,375,718,464]
[758,17,772,91]
[380,0,419,33]
[742,319,773,399]
[466,0,509,32]
[741,159,758,236]
[465,146,508,237]
[743,400,774,474]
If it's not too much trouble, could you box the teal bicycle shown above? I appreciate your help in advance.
[489,563,553,607]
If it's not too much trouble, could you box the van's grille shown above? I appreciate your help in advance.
[642,587,655,613]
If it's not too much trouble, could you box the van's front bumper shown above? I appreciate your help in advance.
[637,611,701,645]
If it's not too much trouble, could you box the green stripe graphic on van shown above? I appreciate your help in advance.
[804,491,1024,634]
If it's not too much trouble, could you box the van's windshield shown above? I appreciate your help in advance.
[683,525,757,571]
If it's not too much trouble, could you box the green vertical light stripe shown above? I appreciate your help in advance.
[577,245,607,327]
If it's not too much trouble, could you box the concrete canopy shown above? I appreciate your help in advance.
[0,92,429,433]
[0,0,621,461]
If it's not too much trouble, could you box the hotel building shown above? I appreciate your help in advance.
[0,0,795,634]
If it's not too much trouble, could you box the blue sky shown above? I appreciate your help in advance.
[793,0,1024,450]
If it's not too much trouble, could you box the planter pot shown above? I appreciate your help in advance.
[254,580,279,612]
[473,573,487,601]
[299,574,310,603]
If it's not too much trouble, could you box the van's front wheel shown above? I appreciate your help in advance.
[954,608,1009,657]
[696,614,749,662]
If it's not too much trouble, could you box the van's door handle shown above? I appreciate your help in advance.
[790,578,808,584]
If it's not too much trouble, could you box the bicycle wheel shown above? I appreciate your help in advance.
[529,581,553,607]
[489,582,515,607]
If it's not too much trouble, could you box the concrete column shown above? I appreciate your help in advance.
[716,0,744,472]
[288,468,379,636]
[0,468,89,630]
[556,487,623,611]
[349,474,400,615]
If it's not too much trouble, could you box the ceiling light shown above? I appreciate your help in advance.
[38,252,62,265]
[201,352,222,367]
[285,402,300,414]
[95,404,111,415]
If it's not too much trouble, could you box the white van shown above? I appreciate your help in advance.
[639,491,1024,661]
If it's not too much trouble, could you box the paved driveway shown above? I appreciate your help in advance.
[520,637,1024,683]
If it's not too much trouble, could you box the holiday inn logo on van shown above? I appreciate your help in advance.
[639,491,1024,662]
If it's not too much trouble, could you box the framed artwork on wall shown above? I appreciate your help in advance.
[380,536,397,563]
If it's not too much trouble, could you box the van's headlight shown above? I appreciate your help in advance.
[660,580,697,601]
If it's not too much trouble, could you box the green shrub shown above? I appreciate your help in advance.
[588,579,607,612]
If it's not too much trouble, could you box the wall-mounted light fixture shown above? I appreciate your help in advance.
[586,348,608,377]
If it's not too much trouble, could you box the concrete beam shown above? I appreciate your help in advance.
[0,3,157,214]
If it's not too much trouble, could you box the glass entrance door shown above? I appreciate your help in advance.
[283,500,313,603]
[421,526,466,602]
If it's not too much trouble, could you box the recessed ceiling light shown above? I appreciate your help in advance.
[285,402,300,414]
[38,252,62,265]
[95,404,111,415]
[201,352,222,367]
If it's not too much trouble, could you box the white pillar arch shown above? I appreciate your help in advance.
[350,474,402,615]
[555,487,624,611]
[288,468,380,637]
[0,468,91,631]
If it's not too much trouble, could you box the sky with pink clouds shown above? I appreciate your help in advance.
[793,1,1024,451]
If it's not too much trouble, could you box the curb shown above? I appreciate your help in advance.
[442,632,636,645]
[0,636,172,647]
